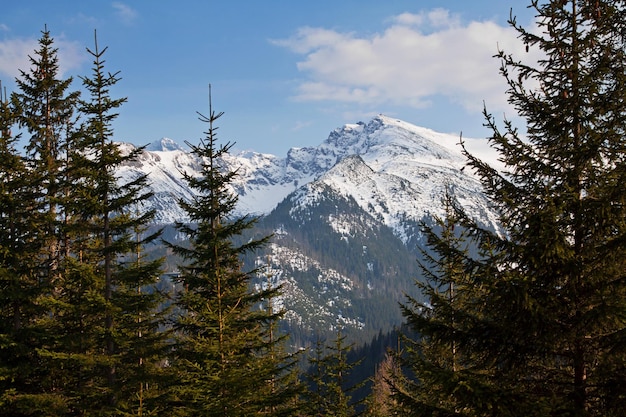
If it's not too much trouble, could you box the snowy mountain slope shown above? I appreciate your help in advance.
[246,183,421,345]
[116,140,200,224]
[118,114,497,234]
[281,115,498,245]
[254,242,366,332]
[116,115,501,345]
[233,116,501,342]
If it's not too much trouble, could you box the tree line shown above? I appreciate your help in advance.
[2,0,626,415]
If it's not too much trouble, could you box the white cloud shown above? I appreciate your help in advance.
[112,2,138,25]
[273,10,541,116]
[0,38,37,78]
[0,37,86,79]
[56,39,87,76]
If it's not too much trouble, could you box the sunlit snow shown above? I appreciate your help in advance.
[117,114,500,236]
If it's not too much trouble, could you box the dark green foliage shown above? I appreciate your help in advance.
[393,194,510,416]
[396,1,626,416]
[1,27,80,416]
[304,329,365,416]
[167,94,301,416]
[0,92,55,413]
[347,329,406,416]
[59,31,169,415]
[12,26,81,276]
[0,29,169,416]
[477,1,626,414]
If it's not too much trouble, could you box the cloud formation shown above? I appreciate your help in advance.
[274,9,539,115]
[0,37,85,79]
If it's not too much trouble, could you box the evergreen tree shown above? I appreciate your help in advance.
[256,260,306,416]
[11,25,80,281]
[365,351,402,417]
[0,80,66,415]
[1,27,80,416]
[304,328,363,416]
[478,1,626,414]
[392,193,506,416]
[397,1,626,416]
[1,26,171,417]
[168,90,299,416]
[56,32,169,415]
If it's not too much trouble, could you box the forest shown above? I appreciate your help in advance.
[2,1,626,416]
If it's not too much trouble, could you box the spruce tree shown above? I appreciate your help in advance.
[397,1,626,416]
[0,80,68,415]
[365,351,402,417]
[304,329,363,416]
[56,32,169,415]
[392,193,486,416]
[11,26,80,281]
[168,90,298,416]
[1,27,80,416]
[477,1,626,414]
[2,27,169,417]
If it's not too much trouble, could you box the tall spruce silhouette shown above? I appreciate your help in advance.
[396,1,626,415]
[168,87,301,416]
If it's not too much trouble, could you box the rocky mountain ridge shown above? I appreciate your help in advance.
[118,114,499,345]
[118,114,496,235]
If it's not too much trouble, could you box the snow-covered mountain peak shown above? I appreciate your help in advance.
[323,120,367,153]
[116,115,497,232]
[319,114,464,168]
[146,137,186,152]
[287,115,496,242]
[111,117,501,342]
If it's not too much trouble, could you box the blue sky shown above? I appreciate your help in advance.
[0,1,537,156]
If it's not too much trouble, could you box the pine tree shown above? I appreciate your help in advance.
[168,89,298,416]
[365,351,402,417]
[6,30,169,416]
[255,260,306,416]
[397,1,626,416]
[12,26,80,281]
[477,1,626,414]
[392,192,512,416]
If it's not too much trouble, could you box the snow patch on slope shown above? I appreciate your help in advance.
[256,243,365,331]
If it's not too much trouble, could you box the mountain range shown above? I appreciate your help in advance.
[119,114,499,346]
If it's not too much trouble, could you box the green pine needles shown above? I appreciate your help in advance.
[0,28,169,416]
[394,1,626,416]
[6,1,624,414]
[166,89,302,416]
